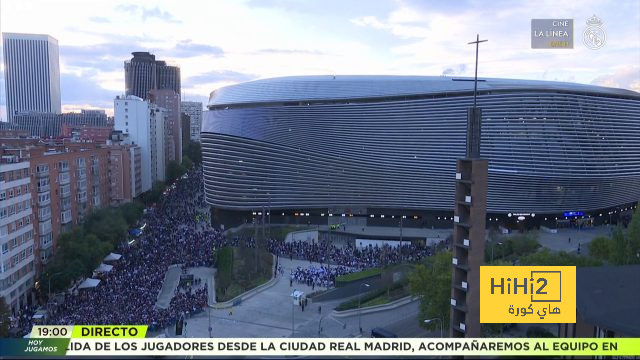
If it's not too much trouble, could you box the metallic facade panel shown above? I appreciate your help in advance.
[202,77,640,214]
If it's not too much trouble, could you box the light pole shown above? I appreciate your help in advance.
[358,283,370,333]
[491,242,503,262]
[424,318,443,338]
[399,216,403,261]
[291,289,297,337]
[208,306,212,338]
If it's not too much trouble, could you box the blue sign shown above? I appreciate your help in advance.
[563,211,584,217]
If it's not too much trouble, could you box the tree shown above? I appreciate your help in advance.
[166,160,186,184]
[611,226,627,265]
[0,297,10,337]
[627,204,640,263]
[588,236,611,261]
[143,181,167,205]
[519,249,601,267]
[184,141,202,165]
[182,155,194,170]
[409,251,452,331]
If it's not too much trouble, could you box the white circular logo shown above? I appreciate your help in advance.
[583,15,606,50]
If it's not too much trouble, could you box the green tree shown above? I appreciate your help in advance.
[611,226,627,265]
[184,141,202,165]
[0,297,10,337]
[627,204,640,264]
[143,181,167,205]
[182,155,194,170]
[409,251,452,332]
[588,236,611,261]
[120,202,144,227]
[166,160,186,184]
[519,249,601,267]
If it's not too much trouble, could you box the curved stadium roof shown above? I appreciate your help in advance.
[208,75,640,107]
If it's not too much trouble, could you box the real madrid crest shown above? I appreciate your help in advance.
[583,14,606,50]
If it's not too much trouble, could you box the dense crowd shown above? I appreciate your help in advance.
[268,239,433,269]
[11,165,438,337]
[42,166,216,331]
[290,265,353,289]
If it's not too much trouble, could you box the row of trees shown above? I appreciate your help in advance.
[589,205,640,264]
[41,202,144,294]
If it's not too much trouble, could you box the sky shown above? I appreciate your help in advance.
[0,0,639,119]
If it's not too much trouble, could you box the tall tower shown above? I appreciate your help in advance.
[450,35,488,338]
[124,52,180,101]
[2,33,61,121]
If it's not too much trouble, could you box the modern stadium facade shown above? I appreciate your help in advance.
[201,75,640,228]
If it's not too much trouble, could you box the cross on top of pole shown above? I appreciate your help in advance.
[468,34,488,108]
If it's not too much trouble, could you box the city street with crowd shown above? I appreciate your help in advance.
[9,166,435,337]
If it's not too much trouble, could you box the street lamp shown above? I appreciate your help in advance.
[491,242,503,262]
[291,289,297,337]
[358,283,370,333]
[424,318,443,338]
[208,306,212,338]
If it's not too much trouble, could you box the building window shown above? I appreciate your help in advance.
[1,243,7,254]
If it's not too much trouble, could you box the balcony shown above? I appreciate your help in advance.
[61,210,72,224]
[77,169,86,180]
[38,210,51,222]
[77,192,87,203]
[59,173,70,185]
[36,169,49,178]
[39,220,52,234]
[40,238,53,250]
[37,184,50,193]
[61,201,71,211]
[38,193,51,207]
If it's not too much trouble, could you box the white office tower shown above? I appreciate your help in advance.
[0,151,35,314]
[2,33,61,121]
[181,101,202,142]
[113,95,166,193]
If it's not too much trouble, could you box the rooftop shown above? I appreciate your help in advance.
[208,75,640,107]
[576,264,640,336]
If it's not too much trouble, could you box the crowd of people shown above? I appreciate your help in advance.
[290,265,353,289]
[268,239,433,270]
[10,165,438,337]
[33,166,217,333]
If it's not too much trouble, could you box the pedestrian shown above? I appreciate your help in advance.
[318,305,321,314]
[568,237,571,243]
[290,278,293,287]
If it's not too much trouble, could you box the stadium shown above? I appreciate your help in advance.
[201,75,640,228]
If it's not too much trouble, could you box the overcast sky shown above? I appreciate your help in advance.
[1,0,639,119]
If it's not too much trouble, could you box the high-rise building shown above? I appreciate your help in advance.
[124,52,180,101]
[113,95,166,193]
[0,149,36,314]
[2,33,61,121]
[150,89,181,164]
[181,101,202,142]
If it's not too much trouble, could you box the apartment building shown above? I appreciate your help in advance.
[0,149,35,314]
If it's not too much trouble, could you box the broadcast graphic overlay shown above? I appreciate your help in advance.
[480,266,576,323]
[1,325,640,357]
